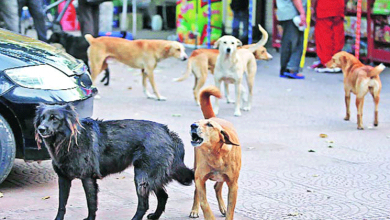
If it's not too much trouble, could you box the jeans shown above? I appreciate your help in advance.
[232,10,248,42]
[18,0,47,42]
[77,0,100,37]
[0,0,19,33]
[279,19,304,73]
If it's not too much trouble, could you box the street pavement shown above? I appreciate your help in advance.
[1,41,390,220]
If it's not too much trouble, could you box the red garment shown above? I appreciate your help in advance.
[316,0,345,18]
[315,17,345,65]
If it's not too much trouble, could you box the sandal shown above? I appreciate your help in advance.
[284,72,305,79]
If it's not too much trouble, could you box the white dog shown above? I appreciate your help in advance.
[213,25,267,116]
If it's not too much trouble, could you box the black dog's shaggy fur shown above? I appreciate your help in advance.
[48,32,110,85]
[34,103,194,220]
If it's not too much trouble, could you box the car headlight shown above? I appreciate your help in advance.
[4,65,77,90]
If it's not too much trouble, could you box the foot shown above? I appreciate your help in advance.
[189,210,199,218]
[147,212,161,219]
[234,109,242,116]
[226,97,235,104]
[284,72,305,79]
[242,106,251,111]
[156,96,167,101]
[315,67,341,73]
[309,60,322,69]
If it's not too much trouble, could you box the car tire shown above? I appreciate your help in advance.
[0,114,16,184]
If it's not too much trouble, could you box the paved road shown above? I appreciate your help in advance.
[1,47,390,220]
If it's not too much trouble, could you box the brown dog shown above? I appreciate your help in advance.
[85,35,188,100]
[189,86,242,219]
[174,25,272,105]
[327,51,386,129]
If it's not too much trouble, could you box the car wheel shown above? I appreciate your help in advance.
[0,114,16,184]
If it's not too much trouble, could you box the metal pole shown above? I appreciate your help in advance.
[207,0,211,48]
[132,0,137,37]
[248,0,253,44]
[121,0,128,31]
[355,0,362,59]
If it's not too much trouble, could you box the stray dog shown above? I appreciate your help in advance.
[85,35,188,100]
[327,51,386,129]
[48,32,110,86]
[34,103,194,220]
[213,24,267,116]
[174,25,272,105]
[189,86,241,220]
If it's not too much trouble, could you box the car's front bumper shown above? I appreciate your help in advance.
[1,85,97,160]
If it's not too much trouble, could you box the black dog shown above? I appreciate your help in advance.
[34,103,194,220]
[48,32,110,86]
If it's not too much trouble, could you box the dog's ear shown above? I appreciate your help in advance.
[220,130,239,146]
[237,39,243,47]
[64,103,75,112]
[341,55,347,64]
[34,103,46,150]
[213,38,221,49]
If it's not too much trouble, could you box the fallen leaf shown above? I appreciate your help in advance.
[308,150,315,152]
[287,212,300,216]
[116,176,126,179]
[307,190,312,192]
[0,192,3,198]
[42,196,50,200]
[319,133,328,138]
[327,140,334,143]
[328,145,333,148]
[312,174,319,177]
[172,114,182,117]
[127,87,132,90]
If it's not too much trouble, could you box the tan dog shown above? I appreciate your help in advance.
[189,86,241,220]
[85,35,188,100]
[174,25,272,105]
[213,25,267,116]
[327,51,386,129]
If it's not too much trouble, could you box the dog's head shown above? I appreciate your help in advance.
[165,41,188,61]
[190,119,239,149]
[34,103,81,151]
[47,32,69,46]
[253,46,273,61]
[213,35,242,55]
[326,51,352,69]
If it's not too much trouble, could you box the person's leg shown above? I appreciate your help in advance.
[279,20,292,75]
[232,10,240,38]
[0,0,20,33]
[287,24,303,73]
[315,17,333,65]
[77,0,99,37]
[241,10,249,44]
[332,16,345,55]
[26,0,47,42]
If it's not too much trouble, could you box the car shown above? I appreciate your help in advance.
[0,28,97,184]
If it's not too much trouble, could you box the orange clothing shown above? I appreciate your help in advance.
[316,0,345,18]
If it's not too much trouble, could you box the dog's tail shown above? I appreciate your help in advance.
[84,34,95,44]
[200,86,222,119]
[173,59,192,82]
[168,129,194,186]
[368,63,386,78]
[247,24,269,53]
[172,165,194,186]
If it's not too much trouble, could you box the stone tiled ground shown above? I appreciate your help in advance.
[1,30,390,219]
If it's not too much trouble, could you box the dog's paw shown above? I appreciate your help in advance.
[189,211,199,218]
[242,106,251,111]
[218,205,226,217]
[226,98,235,104]
[357,126,364,130]
[147,213,161,220]
[157,96,167,101]
[234,110,242,117]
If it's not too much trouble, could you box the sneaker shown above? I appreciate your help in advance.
[309,60,322,69]
[315,67,342,73]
